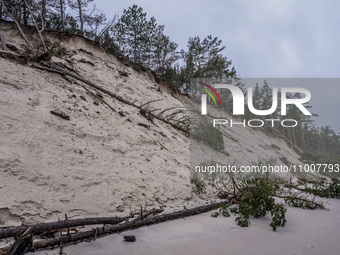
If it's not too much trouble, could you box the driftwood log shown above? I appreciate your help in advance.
[50,110,70,120]
[5,227,33,255]
[0,216,125,239]
[31,202,226,250]
[0,209,163,254]
[0,202,226,253]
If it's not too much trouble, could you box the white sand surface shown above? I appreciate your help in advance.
[0,22,311,224]
[1,22,338,255]
[28,197,340,255]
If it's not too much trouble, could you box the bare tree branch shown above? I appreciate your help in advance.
[97,14,118,39]
[23,0,46,50]
[1,0,32,49]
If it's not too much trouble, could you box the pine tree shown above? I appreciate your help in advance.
[59,0,64,30]
[67,0,93,35]
[180,35,239,101]
[114,4,156,65]
[100,30,121,56]
[151,25,179,76]
[47,0,66,31]
[41,0,46,24]
[182,35,226,79]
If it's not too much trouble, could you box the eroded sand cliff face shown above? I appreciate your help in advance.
[0,21,303,224]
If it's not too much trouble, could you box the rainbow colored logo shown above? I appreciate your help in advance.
[198,82,222,106]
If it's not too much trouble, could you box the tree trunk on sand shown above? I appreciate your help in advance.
[0,216,127,239]
[0,202,227,253]
[31,202,227,250]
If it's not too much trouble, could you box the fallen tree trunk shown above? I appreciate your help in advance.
[0,216,125,239]
[31,62,189,134]
[30,201,227,251]
[33,61,135,107]
[0,202,228,253]
[5,227,33,255]
[0,209,164,254]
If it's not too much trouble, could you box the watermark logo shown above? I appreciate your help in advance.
[201,83,311,116]
[198,82,222,115]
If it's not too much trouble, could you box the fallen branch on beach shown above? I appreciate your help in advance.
[0,202,226,254]
[5,226,33,255]
[32,202,227,250]
[0,216,126,240]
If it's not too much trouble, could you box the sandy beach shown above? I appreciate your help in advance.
[0,22,306,225]
[27,196,340,255]
[1,16,339,255]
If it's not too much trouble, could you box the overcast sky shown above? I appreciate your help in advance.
[89,0,339,132]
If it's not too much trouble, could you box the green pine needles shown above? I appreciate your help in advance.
[230,178,286,231]
[191,117,225,151]
[196,173,340,231]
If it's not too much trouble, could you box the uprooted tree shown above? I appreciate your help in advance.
[0,203,230,254]
[191,163,340,231]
